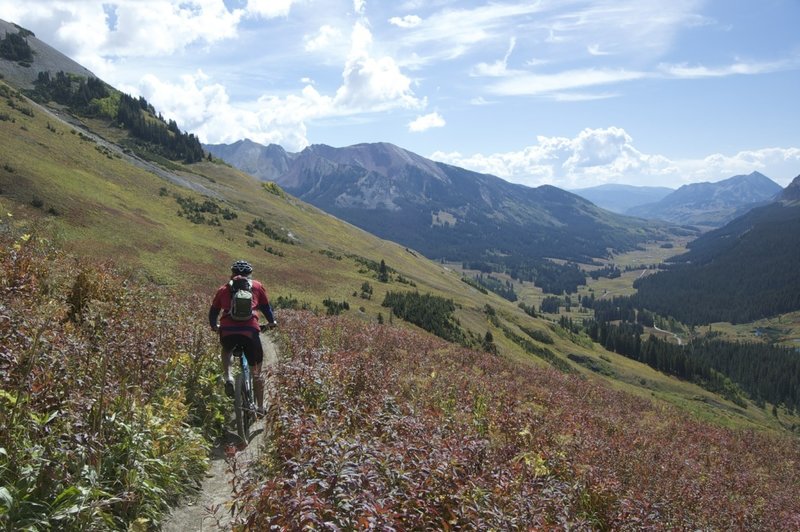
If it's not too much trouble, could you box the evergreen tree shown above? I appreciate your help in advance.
[0,31,33,61]
[378,259,389,283]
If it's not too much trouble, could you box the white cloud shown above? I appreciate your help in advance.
[408,112,445,132]
[587,44,611,56]
[394,2,545,64]
[538,0,707,59]
[551,91,618,101]
[429,127,800,188]
[470,96,493,105]
[333,22,423,111]
[488,68,646,97]
[0,0,244,74]
[107,1,243,56]
[676,148,800,184]
[353,0,366,15]
[659,59,793,78]
[135,21,423,151]
[137,70,321,150]
[471,36,517,77]
[485,58,797,99]
[304,24,342,52]
[389,15,421,28]
[245,0,298,18]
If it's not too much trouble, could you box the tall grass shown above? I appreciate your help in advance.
[234,311,800,529]
[0,225,226,530]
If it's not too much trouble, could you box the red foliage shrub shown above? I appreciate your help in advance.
[234,311,800,530]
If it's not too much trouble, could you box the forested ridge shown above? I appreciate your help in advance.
[28,71,205,163]
[580,295,800,411]
[633,202,800,324]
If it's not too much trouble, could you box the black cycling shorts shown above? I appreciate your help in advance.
[221,332,263,366]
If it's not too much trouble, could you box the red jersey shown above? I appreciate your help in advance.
[210,279,271,336]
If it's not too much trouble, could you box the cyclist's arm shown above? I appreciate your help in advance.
[209,306,221,331]
[257,303,276,325]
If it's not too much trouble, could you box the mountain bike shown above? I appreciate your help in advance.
[229,323,275,444]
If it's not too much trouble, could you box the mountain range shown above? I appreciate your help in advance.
[569,183,673,214]
[625,171,782,227]
[205,139,676,292]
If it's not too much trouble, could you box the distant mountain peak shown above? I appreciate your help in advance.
[625,171,783,226]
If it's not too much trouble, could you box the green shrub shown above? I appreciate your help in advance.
[0,229,225,530]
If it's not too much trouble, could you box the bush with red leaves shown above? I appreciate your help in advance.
[233,311,800,530]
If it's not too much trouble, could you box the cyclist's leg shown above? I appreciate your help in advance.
[245,332,265,410]
[220,335,245,397]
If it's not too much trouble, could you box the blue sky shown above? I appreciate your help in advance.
[2,0,799,188]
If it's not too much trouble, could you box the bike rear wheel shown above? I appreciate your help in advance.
[234,372,254,444]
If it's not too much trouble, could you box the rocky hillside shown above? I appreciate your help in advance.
[0,19,95,88]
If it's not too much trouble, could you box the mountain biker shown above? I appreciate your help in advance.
[209,259,276,414]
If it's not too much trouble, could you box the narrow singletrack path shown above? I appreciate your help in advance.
[161,334,279,531]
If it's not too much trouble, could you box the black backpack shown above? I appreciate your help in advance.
[228,278,253,321]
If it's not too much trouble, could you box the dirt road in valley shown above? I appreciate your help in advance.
[161,333,279,531]
[653,324,683,346]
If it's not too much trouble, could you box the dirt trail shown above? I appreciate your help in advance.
[161,334,279,531]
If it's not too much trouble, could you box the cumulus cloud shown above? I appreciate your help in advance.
[353,0,366,15]
[408,112,445,132]
[137,70,320,150]
[0,0,244,74]
[245,0,298,18]
[333,22,423,111]
[304,24,342,52]
[429,127,800,188]
[135,21,423,151]
[106,1,243,56]
[676,148,800,184]
[389,15,421,28]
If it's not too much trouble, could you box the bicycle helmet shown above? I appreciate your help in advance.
[231,260,253,276]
